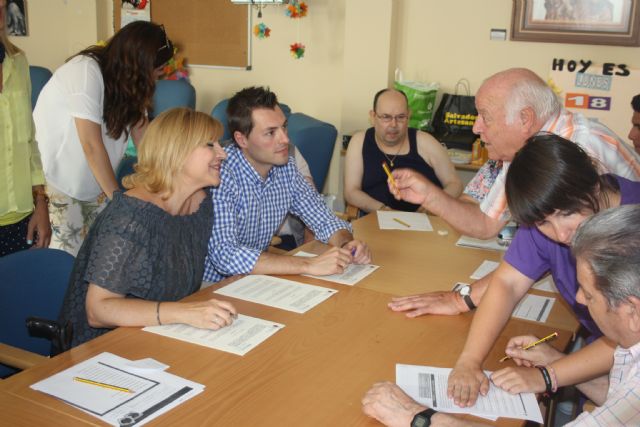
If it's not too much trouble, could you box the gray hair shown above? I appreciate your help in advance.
[572,205,640,307]
[499,69,561,125]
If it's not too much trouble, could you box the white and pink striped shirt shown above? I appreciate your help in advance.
[464,109,640,221]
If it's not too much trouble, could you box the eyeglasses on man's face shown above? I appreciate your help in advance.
[375,113,409,124]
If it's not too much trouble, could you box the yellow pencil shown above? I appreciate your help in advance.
[381,161,397,187]
[393,218,411,228]
[73,376,134,393]
[499,332,558,362]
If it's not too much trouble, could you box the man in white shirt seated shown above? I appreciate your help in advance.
[362,204,640,427]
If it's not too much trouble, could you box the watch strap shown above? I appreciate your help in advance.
[462,293,476,310]
[411,408,437,427]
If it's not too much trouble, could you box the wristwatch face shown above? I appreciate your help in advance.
[411,416,429,427]
[458,284,471,296]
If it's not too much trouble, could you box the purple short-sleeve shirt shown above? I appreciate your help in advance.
[504,175,640,341]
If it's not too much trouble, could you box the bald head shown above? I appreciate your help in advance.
[479,68,560,125]
[485,68,545,87]
[373,89,408,112]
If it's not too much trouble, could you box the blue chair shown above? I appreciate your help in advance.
[116,155,137,190]
[287,113,337,191]
[0,248,74,377]
[29,65,52,111]
[124,79,197,158]
[210,99,335,190]
[151,79,196,119]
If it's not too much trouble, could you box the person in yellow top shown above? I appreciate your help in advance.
[0,0,50,257]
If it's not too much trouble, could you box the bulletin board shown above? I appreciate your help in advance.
[548,60,639,143]
[113,0,250,68]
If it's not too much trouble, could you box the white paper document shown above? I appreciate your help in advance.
[532,276,559,293]
[293,251,380,285]
[396,364,543,423]
[456,236,508,252]
[143,314,284,356]
[470,260,500,280]
[376,211,433,231]
[31,352,204,427]
[214,275,337,313]
[512,294,555,322]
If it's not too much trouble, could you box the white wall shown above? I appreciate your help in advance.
[11,0,99,71]
[13,0,640,197]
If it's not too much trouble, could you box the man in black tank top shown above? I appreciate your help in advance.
[344,89,462,214]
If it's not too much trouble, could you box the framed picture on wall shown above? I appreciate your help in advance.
[511,0,640,46]
[7,0,28,36]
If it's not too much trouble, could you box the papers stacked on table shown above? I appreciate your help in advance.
[532,276,559,293]
[31,352,203,427]
[469,260,500,279]
[512,294,555,323]
[456,236,508,252]
[294,251,379,286]
[144,314,284,356]
[214,275,337,313]
[377,211,433,231]
[396,364,543,423]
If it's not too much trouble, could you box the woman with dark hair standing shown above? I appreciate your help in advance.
[0,0,51,256]
[34,21,174,255]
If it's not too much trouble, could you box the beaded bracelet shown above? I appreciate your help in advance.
[156,302,162,326]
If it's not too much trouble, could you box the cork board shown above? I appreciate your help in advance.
[114,0,250,68]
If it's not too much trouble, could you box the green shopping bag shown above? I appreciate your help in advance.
[394,69,439,131]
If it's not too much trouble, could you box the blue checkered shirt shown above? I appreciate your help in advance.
[203,145,351,283]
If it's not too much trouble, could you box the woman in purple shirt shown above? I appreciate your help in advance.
[447,133,640,408]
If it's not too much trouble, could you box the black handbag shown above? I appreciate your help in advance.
[431,79,478,150]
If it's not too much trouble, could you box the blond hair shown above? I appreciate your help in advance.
[123,108,223,196]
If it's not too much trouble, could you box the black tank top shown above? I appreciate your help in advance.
[361,127,442,212]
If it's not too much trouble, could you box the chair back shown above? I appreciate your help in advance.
[287,113,337,190]
[116,155,137,190]
[29,65,52,111]
[151,79,196,119]
[0,249,74,377]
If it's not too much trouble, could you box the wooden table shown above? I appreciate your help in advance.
[0,215,579,426]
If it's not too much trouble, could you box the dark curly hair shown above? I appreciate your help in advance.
[72,21,173,139]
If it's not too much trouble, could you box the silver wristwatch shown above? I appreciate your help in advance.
[453,282,476,311]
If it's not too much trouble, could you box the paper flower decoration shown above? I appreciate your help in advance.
[253,23,271,39]
[161,48,189,81]
[290,42,305,59]
[286,1,308,18]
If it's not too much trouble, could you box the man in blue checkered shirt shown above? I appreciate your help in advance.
[203,87,371,283]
